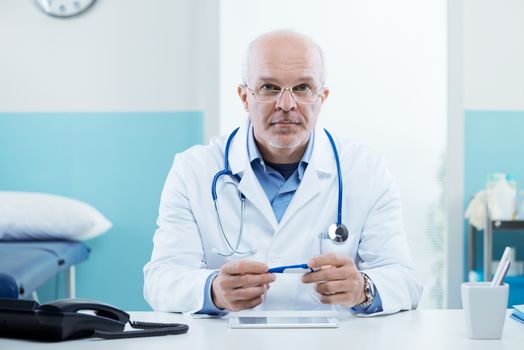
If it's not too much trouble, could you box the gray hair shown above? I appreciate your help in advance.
[241,30,327,86]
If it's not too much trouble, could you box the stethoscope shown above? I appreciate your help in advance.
[211,127,349,257]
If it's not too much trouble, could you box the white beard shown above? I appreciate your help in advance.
[268,134,302,149]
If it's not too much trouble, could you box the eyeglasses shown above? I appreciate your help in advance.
[244,84,323,104]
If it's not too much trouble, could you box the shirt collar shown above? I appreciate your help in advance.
[247,123,314,180]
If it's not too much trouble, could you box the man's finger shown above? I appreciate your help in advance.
[318,292,353,306]
[228,296,265,312]
[314,280,352,295]
[220,260,269,275]
[307,252,353,269]
[228,285,268,301]
[301,265,350,283]
[221,273,275,289]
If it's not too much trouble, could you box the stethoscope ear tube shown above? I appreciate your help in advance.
[212,127,241,200]
[323,129,349,244]
[213,195,256,256]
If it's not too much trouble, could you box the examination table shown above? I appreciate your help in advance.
[0,241,90,299]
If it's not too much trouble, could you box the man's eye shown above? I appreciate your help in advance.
[260,84,280,92]
[293,84,311,93]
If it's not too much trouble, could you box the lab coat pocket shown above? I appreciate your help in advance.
[318,232,355,255]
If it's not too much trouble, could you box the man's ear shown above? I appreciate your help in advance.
[237,85,249,112]
[320,87,330,103]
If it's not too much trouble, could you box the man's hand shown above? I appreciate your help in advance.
[212,260,276,311]
[301,252,366,307]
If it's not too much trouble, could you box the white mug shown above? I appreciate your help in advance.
[461,282,509,339]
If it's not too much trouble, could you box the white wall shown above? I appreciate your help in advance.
[220,0,447,308]
[0,0,219,138]
[220,1,446,189]
[463,0,524,110]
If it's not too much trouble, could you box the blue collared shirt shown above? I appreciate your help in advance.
[247,125,313,223]
[198,127,382,315]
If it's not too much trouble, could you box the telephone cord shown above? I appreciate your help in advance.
[94,320,189,339]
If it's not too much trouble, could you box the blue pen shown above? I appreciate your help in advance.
[268,263,314,273]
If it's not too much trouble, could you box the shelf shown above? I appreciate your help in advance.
[491,220,524,230]
[469,219,524,282]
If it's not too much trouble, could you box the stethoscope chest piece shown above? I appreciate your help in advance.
[328,223,349,244]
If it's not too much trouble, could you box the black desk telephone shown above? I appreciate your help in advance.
[0,298,188,341]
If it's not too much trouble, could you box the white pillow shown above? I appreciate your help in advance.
[0,192,112,241]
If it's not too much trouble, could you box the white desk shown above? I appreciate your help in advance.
[1,310,523,349]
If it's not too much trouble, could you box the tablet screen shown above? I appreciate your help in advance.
[228,316,339,329]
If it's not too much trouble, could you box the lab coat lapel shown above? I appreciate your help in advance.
[228,119,279,232]
[277,161,321,229]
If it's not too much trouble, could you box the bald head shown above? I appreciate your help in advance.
[241,30,326,86]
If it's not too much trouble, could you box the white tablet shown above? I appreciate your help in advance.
[228,316,339,329]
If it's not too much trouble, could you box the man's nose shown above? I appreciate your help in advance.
[275,88,296,111]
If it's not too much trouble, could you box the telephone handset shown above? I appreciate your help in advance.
[0,298,188,341]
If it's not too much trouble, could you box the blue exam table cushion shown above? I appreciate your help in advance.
[0,240,90,299]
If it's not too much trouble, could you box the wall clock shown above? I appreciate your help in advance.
[35,0,97,18]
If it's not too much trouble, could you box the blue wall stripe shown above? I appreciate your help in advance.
[465,110,524,306]
[0,112,203,310]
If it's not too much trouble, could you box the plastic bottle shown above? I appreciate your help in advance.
[486,173,517,220]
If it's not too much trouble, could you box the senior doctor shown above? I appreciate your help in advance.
[144,30,422,316]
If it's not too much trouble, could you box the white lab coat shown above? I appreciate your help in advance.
[143,119,422,315]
